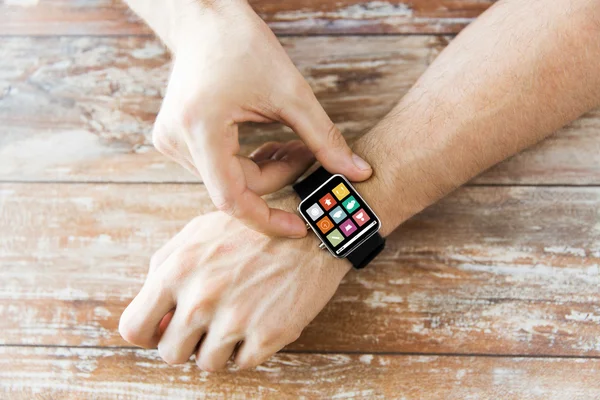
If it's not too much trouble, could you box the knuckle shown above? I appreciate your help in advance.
[148,252,164,272]
[151,116,174,152]
[200,244,228,264]
[154,269,175,297]
[212,194,249,220]
[182,299,213,327]
[196,355,223,373]
[171,246,194,266]
[235,344,269,370]
[256,327,287,349]
[165,246,199,281]
[218,312,247,338]
[214,197,237,217]
[324,121,345,150]
[175,103,194,133]
[234,328,299,370]
[209,188,243,218]
[234,357,255,370]
[255,326,301,352]
[312,122,345,162]
[118,311,143,347]
[291,80,315,103]
[152,108,204,156]
[160,97,198,132]
[234,349,258,370]
[151,131,171,155]
[251,141,279,157]
[288,330,302,344]
[176,97,212,133]
[158,342,187,365]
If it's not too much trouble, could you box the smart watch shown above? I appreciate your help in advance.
[293,167,385,269]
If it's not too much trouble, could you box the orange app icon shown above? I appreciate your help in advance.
[316,216,334,234]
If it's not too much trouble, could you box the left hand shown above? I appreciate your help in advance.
[151,0,372,238]
[118,200,351,371]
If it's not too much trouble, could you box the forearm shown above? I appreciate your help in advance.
[353,0,600,236]
[124,0,247,52]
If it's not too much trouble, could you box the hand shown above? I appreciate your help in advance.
[118,200,351,371]
[152,0,372,238]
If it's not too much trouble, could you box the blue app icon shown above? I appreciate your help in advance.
[329,205,347,224]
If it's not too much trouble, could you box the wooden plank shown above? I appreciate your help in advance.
[1,347,598,399]
[0,35,429,183]
[0,0,495,36]
[1,36,599,184]
[1,183,599,355]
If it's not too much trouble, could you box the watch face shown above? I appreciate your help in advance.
[298,175,380,258]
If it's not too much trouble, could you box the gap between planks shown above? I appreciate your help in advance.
[0,180,598,188]
[0,33,454,39]
[3,344,600,360]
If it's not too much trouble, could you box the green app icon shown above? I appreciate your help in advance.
[342,196,358,213]
[326,229,344,247]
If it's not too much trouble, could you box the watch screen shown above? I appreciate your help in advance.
[298,175,380,258]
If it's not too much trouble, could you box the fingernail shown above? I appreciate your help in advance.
[289,225,308,239]
[289,232,307,239]
[352,153,371,171]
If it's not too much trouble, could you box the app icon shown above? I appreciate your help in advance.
[316,216,334,234]
[306,203,324,221]
[326,229,344,247]
[342,196,359,213]
[319,193,337,211]
[352,208,371,227]
[339,219,357,237]
[332,183,350,200]
[329,205,347,224]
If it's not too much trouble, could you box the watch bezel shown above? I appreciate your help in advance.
[297,174,381,258]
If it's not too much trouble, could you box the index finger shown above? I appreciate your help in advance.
[186,122,307,238]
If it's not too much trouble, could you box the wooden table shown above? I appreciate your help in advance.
[1,1,599,398]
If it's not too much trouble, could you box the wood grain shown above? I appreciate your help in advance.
[3,1,596,396]
[1,183,599,355]
[1,36,598,184]
[0,0,495,36]
[1,347,598,399]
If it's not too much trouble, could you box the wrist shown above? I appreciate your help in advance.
[265,187,301,214]
[266,188,352,275]
[350,123,446,237]
[354,164,433,238]
[170,0,251,53]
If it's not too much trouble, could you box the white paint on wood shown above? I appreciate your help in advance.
[544,246,587,257]
[565,311,600,324]
[2,36,599,183]
[272,1,413,21]
[4,0,39,6]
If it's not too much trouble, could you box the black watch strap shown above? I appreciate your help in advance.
[293,167,385,269]
[293,166,334,198]
[347,232,386,269]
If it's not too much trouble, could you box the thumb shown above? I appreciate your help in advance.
[280,89,372,182]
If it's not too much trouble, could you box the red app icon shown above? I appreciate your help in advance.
[319,193,337,211]
[317,216,334,234]
[352,208,371,227]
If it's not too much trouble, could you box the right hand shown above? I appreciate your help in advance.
[119,200,351,371]
[152,0,372,238]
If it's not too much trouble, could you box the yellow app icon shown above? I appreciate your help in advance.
[332,183,350,200]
